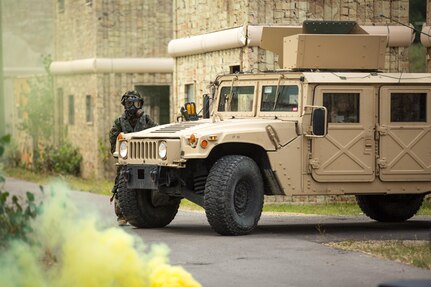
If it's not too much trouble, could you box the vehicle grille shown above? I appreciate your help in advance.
[129,140,158,160]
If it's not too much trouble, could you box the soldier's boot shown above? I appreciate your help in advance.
[115,199,127,226]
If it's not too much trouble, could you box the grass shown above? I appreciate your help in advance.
[4,167,112,196]
[4,167,431,215]
[326,240,431,270]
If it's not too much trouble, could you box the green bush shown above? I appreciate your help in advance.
[50,142,82,176]
[0,135,40,248]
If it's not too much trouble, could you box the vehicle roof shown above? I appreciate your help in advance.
[217,71,431,84]
[302,72,431,84]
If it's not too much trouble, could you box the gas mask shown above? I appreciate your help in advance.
[124,97,143,119]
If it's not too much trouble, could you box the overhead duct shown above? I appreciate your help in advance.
[50,58,174,75]
[167,26,248,57]
[168,24,415,59]
[420,24,431,48]
[361,25,415,47]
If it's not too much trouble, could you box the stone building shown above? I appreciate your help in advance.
[170,0,411,114]
[50,0,173,178]
[49,0,422,179]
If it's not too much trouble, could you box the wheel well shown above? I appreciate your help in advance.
[206,143,281,195]
[207,143,268,168]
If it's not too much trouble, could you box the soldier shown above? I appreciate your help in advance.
[109,90,157,225]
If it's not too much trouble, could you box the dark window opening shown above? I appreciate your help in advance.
[135,85,170,125]
[391,93,427,122]
[323,93,360,123]
[58,0,65,12]
[68,95,75,125]
[185,84,194,103]
[86,95,93,123]
[261,85,299,112]
[230,65,241,74]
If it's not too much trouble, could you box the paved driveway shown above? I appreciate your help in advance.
[4,177,431,287]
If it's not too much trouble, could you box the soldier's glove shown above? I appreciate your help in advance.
[136,109,145,118]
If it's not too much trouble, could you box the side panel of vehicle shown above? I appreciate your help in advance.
[378,86,431,181]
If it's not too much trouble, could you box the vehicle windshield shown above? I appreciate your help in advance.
[218,86,255,112]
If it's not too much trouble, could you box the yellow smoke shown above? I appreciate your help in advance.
[0,181,201,287]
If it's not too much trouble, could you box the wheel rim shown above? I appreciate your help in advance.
[234,179,250,215]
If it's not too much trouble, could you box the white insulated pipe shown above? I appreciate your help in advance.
[361,25,415,47]
[49,58,174,75]
[420,25,431,48]
[168,24,416,58]
[168,26,248,57]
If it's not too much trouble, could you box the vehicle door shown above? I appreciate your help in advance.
[378,86,431,181]
[310,86,375,182]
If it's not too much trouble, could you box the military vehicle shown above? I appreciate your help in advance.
[114,21,431,235]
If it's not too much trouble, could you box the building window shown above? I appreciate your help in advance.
[323,93,360,123]
[86,95,93,123]
[391,93,426,122]
[58,0,65,12]
[185,84,194,103]
[68,95,75,125]
[230,65,241,74]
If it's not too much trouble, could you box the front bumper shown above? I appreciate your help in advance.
[122,165,160,190]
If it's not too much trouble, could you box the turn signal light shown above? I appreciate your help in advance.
[200,139,208,149]
[189,134,197,145]
[117,133,124,141]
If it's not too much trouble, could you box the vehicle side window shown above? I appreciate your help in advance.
[261,85,299,112]
[391,93,427,122]
[323,93,360,123]
[218,86,255,112]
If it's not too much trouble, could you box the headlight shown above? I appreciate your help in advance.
[119,141,128,159]
[158,141,167,160]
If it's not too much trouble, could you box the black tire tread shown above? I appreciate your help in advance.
[117,170,179,228]
[356,194,424,222]
[205,155,264,235]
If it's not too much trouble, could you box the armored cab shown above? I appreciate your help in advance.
[115,21,431,235]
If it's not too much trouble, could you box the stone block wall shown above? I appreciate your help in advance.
[53,0,173,178]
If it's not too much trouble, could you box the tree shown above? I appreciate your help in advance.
[18,55,54,166]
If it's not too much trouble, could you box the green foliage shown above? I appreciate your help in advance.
[0,135,40,248]
[49,142,83,176]
[18,55,54,165]
[409,43,427,73]
[0,191,40,247]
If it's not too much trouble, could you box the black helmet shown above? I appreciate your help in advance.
[121,90,143,109]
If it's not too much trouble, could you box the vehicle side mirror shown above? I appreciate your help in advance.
[311,107,328,136]
[177,102,199,122]
[202,94,210,119]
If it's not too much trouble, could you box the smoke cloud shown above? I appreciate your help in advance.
[0,181,201,287]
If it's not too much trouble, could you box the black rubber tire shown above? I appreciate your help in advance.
[117,171,180,228]
[204,155,264,236]
[356,194,424,222]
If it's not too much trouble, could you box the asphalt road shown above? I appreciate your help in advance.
[4,177,431,287]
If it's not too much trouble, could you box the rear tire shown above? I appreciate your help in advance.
[356,194,424,222]
[117,170,180,228]
[204,155,264,235]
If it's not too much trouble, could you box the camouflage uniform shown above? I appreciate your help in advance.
[109,91,157,224]
[109,112,157,154]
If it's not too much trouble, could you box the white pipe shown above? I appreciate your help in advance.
[168,26,248,57]
[361,25,415,47]
[421,24,431,48]
[49,58,174,75]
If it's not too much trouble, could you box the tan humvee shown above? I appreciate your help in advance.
[115,21,431,235]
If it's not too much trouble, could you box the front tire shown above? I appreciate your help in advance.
[117,170,180,228]
[204,155,264,235]
[356,194,424,222]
